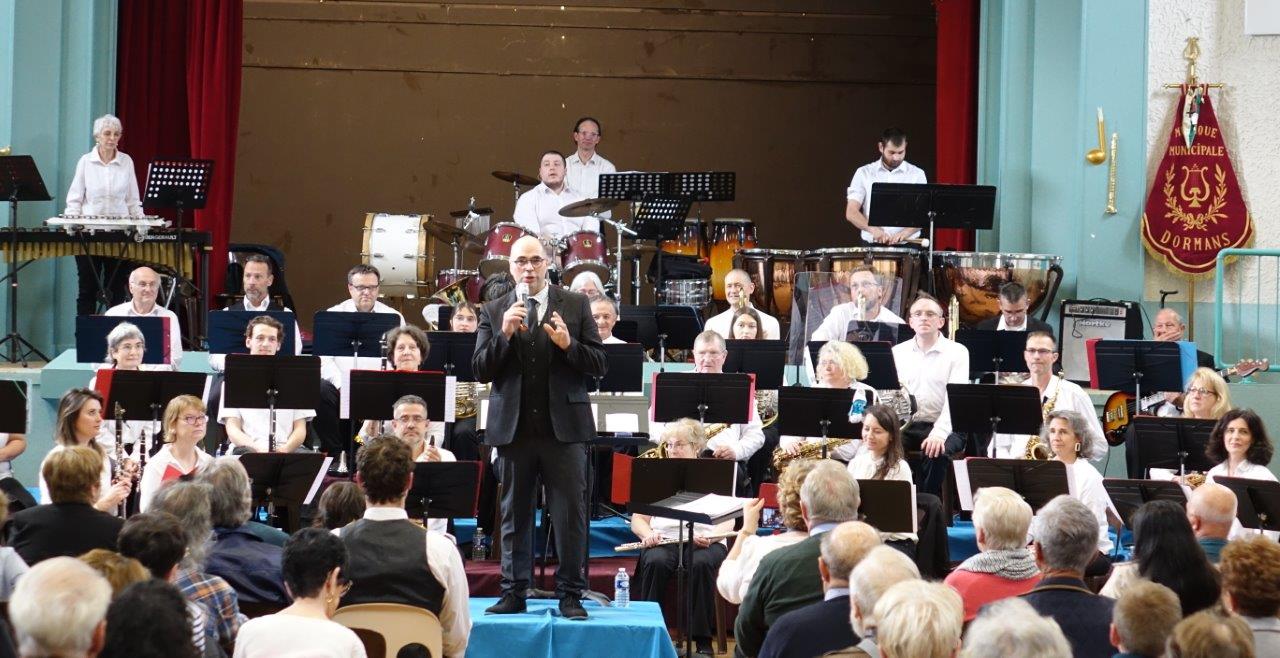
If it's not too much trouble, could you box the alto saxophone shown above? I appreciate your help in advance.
[772,438,853,472]
[1023,383,1061,460]
[638,423,730,459]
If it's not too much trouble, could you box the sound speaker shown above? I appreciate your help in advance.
[1058,300,1144,384]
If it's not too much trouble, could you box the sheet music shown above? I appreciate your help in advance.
[606,413,640,433]
[304,456,334,504]
[671,493,752,519]
[953,459,974,511]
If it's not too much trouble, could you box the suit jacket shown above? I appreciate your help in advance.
[735,533,826,658]
[6,502,123,566]
[974,315,1055,338]
[1020,576,1115,658]
[472,285,606,446]
[758,594,857,658]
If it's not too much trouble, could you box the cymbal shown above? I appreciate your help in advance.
[491,170,539,187]
[620,244,658,255]
[423,218,472,243]
[461,238,484,255]
[559,198,620,218]
[448,207,494,219]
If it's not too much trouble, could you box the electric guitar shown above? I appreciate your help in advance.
[1101,358,1268,445]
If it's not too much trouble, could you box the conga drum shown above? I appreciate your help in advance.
[733,249,801,319]
[710,218,757,300]
[659,219,707,258]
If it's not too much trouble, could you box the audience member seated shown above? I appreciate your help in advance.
[1219,535,1280,657]
[337,435,470,658]
[757,521,880,658]
[9,445,123,565]
[716,459,816,605]
[845,404,916,556]
[873,580,962,658]
[139,394,215,512]
[1184,481,1236,563]
[841,545,920,657]
[944,486,1039,621]
[960,598,1071,658]
[1100,500,1220,615]
[314,481,367,531]
[78,549,149,597]
[198,456,287,547]
[0,501,28,600]
[1022,495,1116,658]
[116,512,216,655]
[631,419,734,657]
[734,461,860,657]
[150,481,245,653]
[9,556,111,658]
[100,579,200,658]
[1108,580,1182,658]
[199,459,289,605]
[234,528,367,658]
[1167,609,1254,658]
[38,388,131,512]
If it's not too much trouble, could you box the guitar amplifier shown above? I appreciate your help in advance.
[1058,300,1144,384]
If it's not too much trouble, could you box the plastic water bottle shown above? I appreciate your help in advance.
[614,568,630,607]
[472,530,488,561]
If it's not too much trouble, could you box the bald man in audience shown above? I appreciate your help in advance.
[1185,481,1237,564]
[835,545,921,657]
[757,521,880,658]
[104,265,182,368]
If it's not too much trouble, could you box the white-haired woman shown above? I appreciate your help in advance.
[779,340,876,461]
[943,487,1039,621]
[88,322,160,464]
[568,270,606,301]
[65,114,142,218]
[1044,409,1116,572]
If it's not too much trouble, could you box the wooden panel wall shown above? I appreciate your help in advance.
[235,0,936,321]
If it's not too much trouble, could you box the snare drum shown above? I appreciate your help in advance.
[434,268,483,304]
[802,246,923,318]
[734,249,802,319]
[710,219,758,300]
[931,252,1064,327]
[480,222,535,277]
[658,279,711,306]
[560,230,611,284]
[659,219,707,258]
[361,213,429,297]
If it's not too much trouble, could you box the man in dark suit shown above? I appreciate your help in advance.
[974,281,1054,337]
[1020,495,1116,658]
[473,234,606,620]
[7,446,123,565]
[757,521,880,658]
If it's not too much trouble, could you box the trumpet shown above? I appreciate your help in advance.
[615,531,737,552]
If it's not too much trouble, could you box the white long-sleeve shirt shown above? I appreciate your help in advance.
[1063,458,1114,554]
[319,299,405,389]
[512,183,594,239]
[649,397,766,462]
[139,444,214,512]
[64,149,143,218]
[892,336,969,444]
[987,376,1108,465]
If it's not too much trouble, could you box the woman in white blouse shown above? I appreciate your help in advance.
[64,114,143,218]
[1043,409,1116,571]
[139,395,214,512]
[715,458,815,604]
[846,404,916,552]
[38,388,131,513]
[90,322,159,462]
[1206,408,1276,483]
[779,340,877,462]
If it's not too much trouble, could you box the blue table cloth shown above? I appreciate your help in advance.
[466,598,677,658]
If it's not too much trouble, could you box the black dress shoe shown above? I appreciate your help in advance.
[559,594,588,620]
[485,592,527,614]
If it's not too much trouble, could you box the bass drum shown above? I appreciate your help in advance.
[361,213,428,297]
[802,246,922,319]
[931,252,1064,327]
[733,248,801,320]
[560,230,611,284]
[710,218,757,301]
[480,222,535,278]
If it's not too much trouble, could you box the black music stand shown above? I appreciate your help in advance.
[629,457,741,657]
[223,354,321,454]
[406,461,482,525]
[777,388,860,459]
[725,339,787,389]
[312,311,401,362]
[597,172,670,202]
[652,372,754,426]
[957,329,1030,380]
[856,480,917,534]
[947,384,1042,439]
[845,320,913,345]
[587,345,646,522]
[619,305,702,369]
[423,331,478,380]
[591,343,644,396]
[75,315,173,365]
[1103,479,1187,528]
[0,381,26,434]
[632,194,694,293]
[0,155,52,364]
[1129,416,1216,479]
[1214,476,1280,534]
[348,370,450,421]
[1093,340,1185,413]
[207,310,298,356]
[851,341,901,390]
[238,452,329,533]
[868,182,995,268]
[962,458,1070,511]
[142,159,212,293]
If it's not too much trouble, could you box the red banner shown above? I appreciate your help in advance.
[1141,86,1252,275]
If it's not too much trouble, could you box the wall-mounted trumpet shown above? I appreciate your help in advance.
[1085,107,1107,165]
[1105,133,1118,214]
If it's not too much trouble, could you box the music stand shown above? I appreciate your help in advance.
[1103,478,1187,528]
[725,339,786,389]
[97,369,207,501]
[632,194,694,292]
[851,341,901,390]
[591,343,645,396]
[619,305,702,368]
[348,369,451,422]
[207,310,298,356]
[947,384,1042,438]
[651,372,754,426]
[1092,340,1185,414]
[142,158,213,304]
[312,311,401,361]
[0,381,25,434]
[868,182,996,268]
[423,331,478,380]
[845,321,914,345]
[960,458,1070,511]
[777,387,860,459]
[628,457,741,658]
[1214,476,1280,534]
[75,316,173,365]
[238,452,330,533]
[957,329,1030,380]
[856,480,917,534]
[1129,416,1216,479]
[405,461,482,525]
[0,155,52,364]
[223,354,322,453]
[597,172,670,202]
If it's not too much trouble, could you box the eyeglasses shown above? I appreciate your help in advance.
[1186,387,1218,397]
[513,257,546,268]
[133,281,159,290]
[350,284,379,293]
[664,440,692,450]
[396,415,428,425]
[180,415,208,426]
[576,131,600,139]
[909,310,941,319]
[1024,348,1055,356]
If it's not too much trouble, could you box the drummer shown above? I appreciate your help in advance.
[706,270,780,340]
[513,150,592,242]
[844,127,927,245]
[809,267,905,342]
[565,117,616,200]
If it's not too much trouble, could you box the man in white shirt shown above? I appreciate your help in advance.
[844,127,928,244]
[986,331,1107,464]
[564,117,616,201]
[649,331,765,463]
[973,281,1054,336]
[104,266,182,368]
[591,297,626,344]
[892,294,969,495]
[705,269,781,340]
[810,268,906,342]
[513,151,592,241]
[218,315,315,453]
[388,394,455,536]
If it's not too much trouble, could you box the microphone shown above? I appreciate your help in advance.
[516,282,530,329]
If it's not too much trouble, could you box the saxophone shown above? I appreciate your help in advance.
[1023,382,1061,460]
[948,294,960,340]
[772,438,853,472]
[638,423,729,458]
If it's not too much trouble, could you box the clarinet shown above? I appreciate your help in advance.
[113,402,127,518]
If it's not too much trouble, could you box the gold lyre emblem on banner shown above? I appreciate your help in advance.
[1163,163,1227,232]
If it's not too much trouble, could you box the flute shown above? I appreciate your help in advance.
[615,531,737,552]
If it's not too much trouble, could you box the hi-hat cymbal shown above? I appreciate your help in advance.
[491,170,539,187]
[620,243,658,256]
[448,207,494,219]
[423,218,473,243]
[559,198,620,218]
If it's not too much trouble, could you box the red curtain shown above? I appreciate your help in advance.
[116,0,241,301]
[933,0,979,252]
